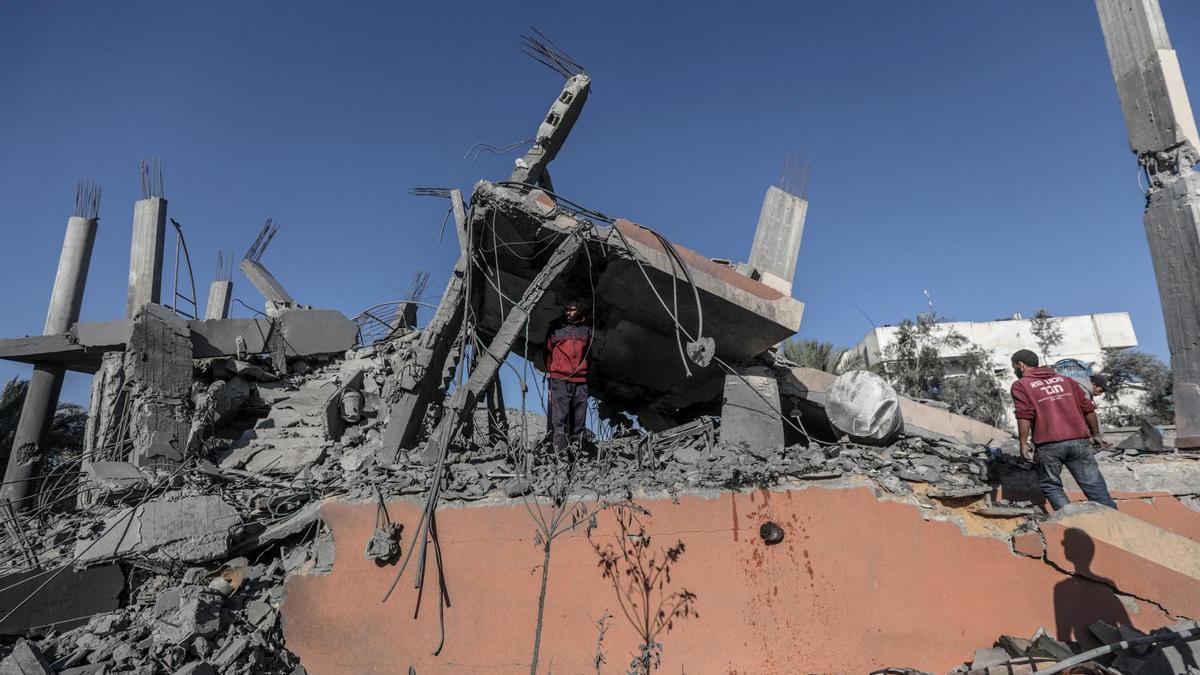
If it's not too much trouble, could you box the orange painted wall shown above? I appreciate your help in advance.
[282,486,1182,674]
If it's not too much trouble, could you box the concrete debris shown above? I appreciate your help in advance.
[4,26,1200,673]
[946,620,1200,674]
[0,639,53,675]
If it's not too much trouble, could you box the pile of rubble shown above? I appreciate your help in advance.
[941,620,1200,674]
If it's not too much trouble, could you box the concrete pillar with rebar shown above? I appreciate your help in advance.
[1,182,102,509]
[126,160,167,318]
[1096,0,1200,447]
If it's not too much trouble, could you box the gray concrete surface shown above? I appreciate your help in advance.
[748,185,807,295]
[204,280,233,320]
[1096,0,1200,447]
[126,197,167,318]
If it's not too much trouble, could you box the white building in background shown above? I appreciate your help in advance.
[840,312,1139,426]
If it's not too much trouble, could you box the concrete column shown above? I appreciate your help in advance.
[45,216,98,334]
[0,364,66,508]
[1,204,100,509]
[126,197,167,318]
[1096,0,1200,447]
[748,185,807,296]
[204,280,233,319]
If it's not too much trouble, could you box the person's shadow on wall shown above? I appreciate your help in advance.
[1053,528,1131,646]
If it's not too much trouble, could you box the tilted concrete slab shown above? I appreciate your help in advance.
[778,366,1011,446]
[468,181,804,418]
[1040,501,1200,618]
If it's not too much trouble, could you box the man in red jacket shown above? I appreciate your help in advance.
[545,299,592,451]
[1010,349,1116,510]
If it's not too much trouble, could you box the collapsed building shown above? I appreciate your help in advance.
[3,4,1200,673]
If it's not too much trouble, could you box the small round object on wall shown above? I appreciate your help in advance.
[759,521,785,545]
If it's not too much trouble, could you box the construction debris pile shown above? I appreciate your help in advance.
[942,620,1200,674]
[3,20,1200,673]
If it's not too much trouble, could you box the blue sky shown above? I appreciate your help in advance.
[2,1,1198,408]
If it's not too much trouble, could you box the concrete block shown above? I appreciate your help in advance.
[720,367,784,448]
[151,586,222,645]
[203,280,232,320]
[83,461,147,495]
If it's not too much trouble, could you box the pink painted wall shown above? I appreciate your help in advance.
[282,486,1188,674]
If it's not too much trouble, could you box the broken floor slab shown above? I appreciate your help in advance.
[74,496,241,565]
[465,181,804,419]
[779,366,1011,446]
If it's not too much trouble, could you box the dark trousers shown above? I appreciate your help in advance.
[548,378,588,450]
[1034,439,1117,510]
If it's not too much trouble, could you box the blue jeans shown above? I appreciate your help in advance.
[1034,439,1117,510]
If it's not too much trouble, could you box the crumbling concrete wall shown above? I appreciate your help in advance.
[281,484,1197,673]
[125,304,193,467]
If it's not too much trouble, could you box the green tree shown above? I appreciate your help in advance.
[1029,309,1064,363]
[1100,349,1173,425]
[879,315,1006,427]
[781,338,847,374]
[0,376,87,474]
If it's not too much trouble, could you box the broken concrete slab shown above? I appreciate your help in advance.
[0,565,123,635]
[777,366,1010,446]
[1041,501,1200,618]
[465,181,803,421]
[188,309,356,359]
[74,496,241,565]
[242,442,326,474]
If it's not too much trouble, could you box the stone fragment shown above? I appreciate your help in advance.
[971,647,1011,668]
[0,639,53,674]
[150,586,223,645]
[83,461,148,497]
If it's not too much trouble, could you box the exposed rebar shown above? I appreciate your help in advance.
[405,270,431,303]
[778,152,811,199]
[138,158,164,199]
[72,180,101,219]
[244,219,281,261]
[409,187,455,199]
[520,28,587,79]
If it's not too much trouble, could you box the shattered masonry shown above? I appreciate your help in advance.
[2,12,1200,675]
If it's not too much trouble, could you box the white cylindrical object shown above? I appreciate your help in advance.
[826,370,904,445]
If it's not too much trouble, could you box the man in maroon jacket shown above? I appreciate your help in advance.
[545,299,592,451]
[1010,349,1116,510]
